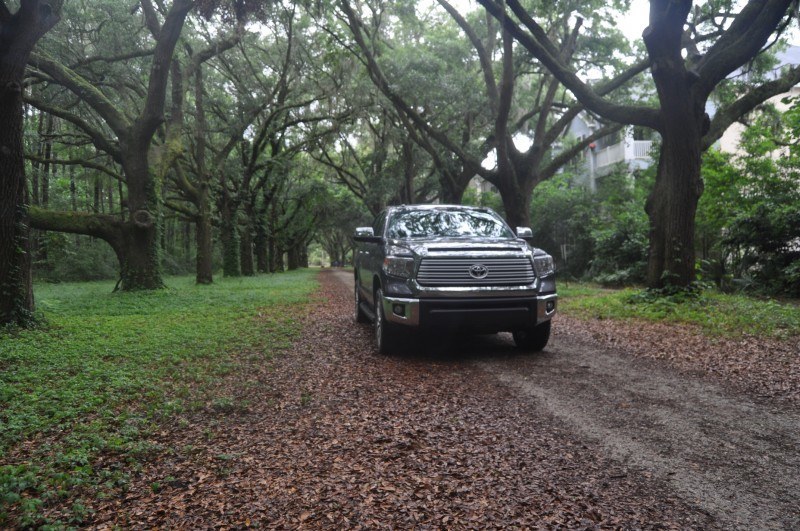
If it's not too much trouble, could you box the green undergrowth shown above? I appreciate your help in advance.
[558,282,800,340]
[0,270,316,527]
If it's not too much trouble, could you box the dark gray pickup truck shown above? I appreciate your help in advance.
[353,204,557,353]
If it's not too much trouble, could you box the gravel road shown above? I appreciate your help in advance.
[334,270,800,530]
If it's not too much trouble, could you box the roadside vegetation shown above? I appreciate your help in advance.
[0,270,316,527]
[558,283,800,340]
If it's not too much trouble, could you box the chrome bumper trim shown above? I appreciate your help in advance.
[382,296,420,326]
[537,293,558,321]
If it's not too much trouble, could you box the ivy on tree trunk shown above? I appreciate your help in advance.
[0,0,60,326]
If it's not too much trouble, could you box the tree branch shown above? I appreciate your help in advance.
[476,0,661,129]
[703,64,800,150]
[25,154,123,182]
[340,0,482,170]
[437,0,499,112]
[696,0,793,97]
[134,0,194,145]
[22,94,123,162]
[29,52,132,137]
[28,206,124,251]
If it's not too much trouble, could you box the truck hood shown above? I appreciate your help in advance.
[390,237,531,256]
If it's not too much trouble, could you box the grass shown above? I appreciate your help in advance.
[558,282,800,340]
[0,270,317,527]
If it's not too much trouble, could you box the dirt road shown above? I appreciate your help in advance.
[87,270,797,528]
[478,336,800,530]
[335,270,800,529]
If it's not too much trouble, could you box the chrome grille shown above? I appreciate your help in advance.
[417,257,535,286]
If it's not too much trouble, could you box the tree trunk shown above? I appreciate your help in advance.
[240,200,255,276]
[439,168,470,204]
[254,219,269,273]
[0,78,34,324]
[117,141,164,290]
[645,126,703,288]
[287,245,300,271]
[195,185,213,284]
[274,250,285,272]
[0,1,60,325]
[240,226,255,276]
[644,22,705,289]
[267,233,277,273]
[219,193,241,277]
[497,179,532,229]
[300,245,309,268]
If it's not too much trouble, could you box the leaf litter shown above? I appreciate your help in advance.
[63,271,724,527]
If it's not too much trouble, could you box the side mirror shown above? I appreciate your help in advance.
[354,227,383,243]
[516,227,533,239]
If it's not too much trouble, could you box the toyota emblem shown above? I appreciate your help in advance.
[469,264,489,279]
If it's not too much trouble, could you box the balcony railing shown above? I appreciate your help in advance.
[595,140,654,168]
[594,142,625,167]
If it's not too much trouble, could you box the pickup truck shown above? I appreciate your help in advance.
[353,204,557,353]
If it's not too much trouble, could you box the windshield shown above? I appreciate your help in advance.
[386,209,514,239]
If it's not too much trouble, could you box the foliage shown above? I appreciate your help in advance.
[529,168,652,284]
[529,174,596,278]
[0,270,316,527]
[588,208,649,286]
[559,282,800,340]
[696,99,800,297]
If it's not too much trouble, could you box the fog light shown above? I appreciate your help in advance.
[393,304,405,316]
[546,300,555,312]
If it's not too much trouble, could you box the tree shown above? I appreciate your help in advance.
[0,0,60,326]
[26,0,195,290]
[339,0,637,227]
[477,0,800,287]
[312,105,436,215]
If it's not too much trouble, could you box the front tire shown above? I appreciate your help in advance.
[374,288,398,354]
[513,320,551,352]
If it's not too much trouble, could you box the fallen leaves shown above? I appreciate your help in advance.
[558,314,800,404]
[56,271,717,528]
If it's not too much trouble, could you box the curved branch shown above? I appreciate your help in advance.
[28,207,124,256]
[696,0,793,97]
[23,94,123,162]
[476,0,660,130]
[703,64,800,150]
[437,0,499,112]
[24,155,124,182]
[29,52,132,136]
[185,26,243,79]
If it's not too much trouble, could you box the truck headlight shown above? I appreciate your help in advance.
[533,254,555,277]
[383,256,415,278]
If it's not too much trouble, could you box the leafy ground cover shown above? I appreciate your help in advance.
[558,282,800,340]
[0,271,316,527]
[557,282,799,404]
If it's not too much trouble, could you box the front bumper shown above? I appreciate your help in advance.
[382,293,557,331]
